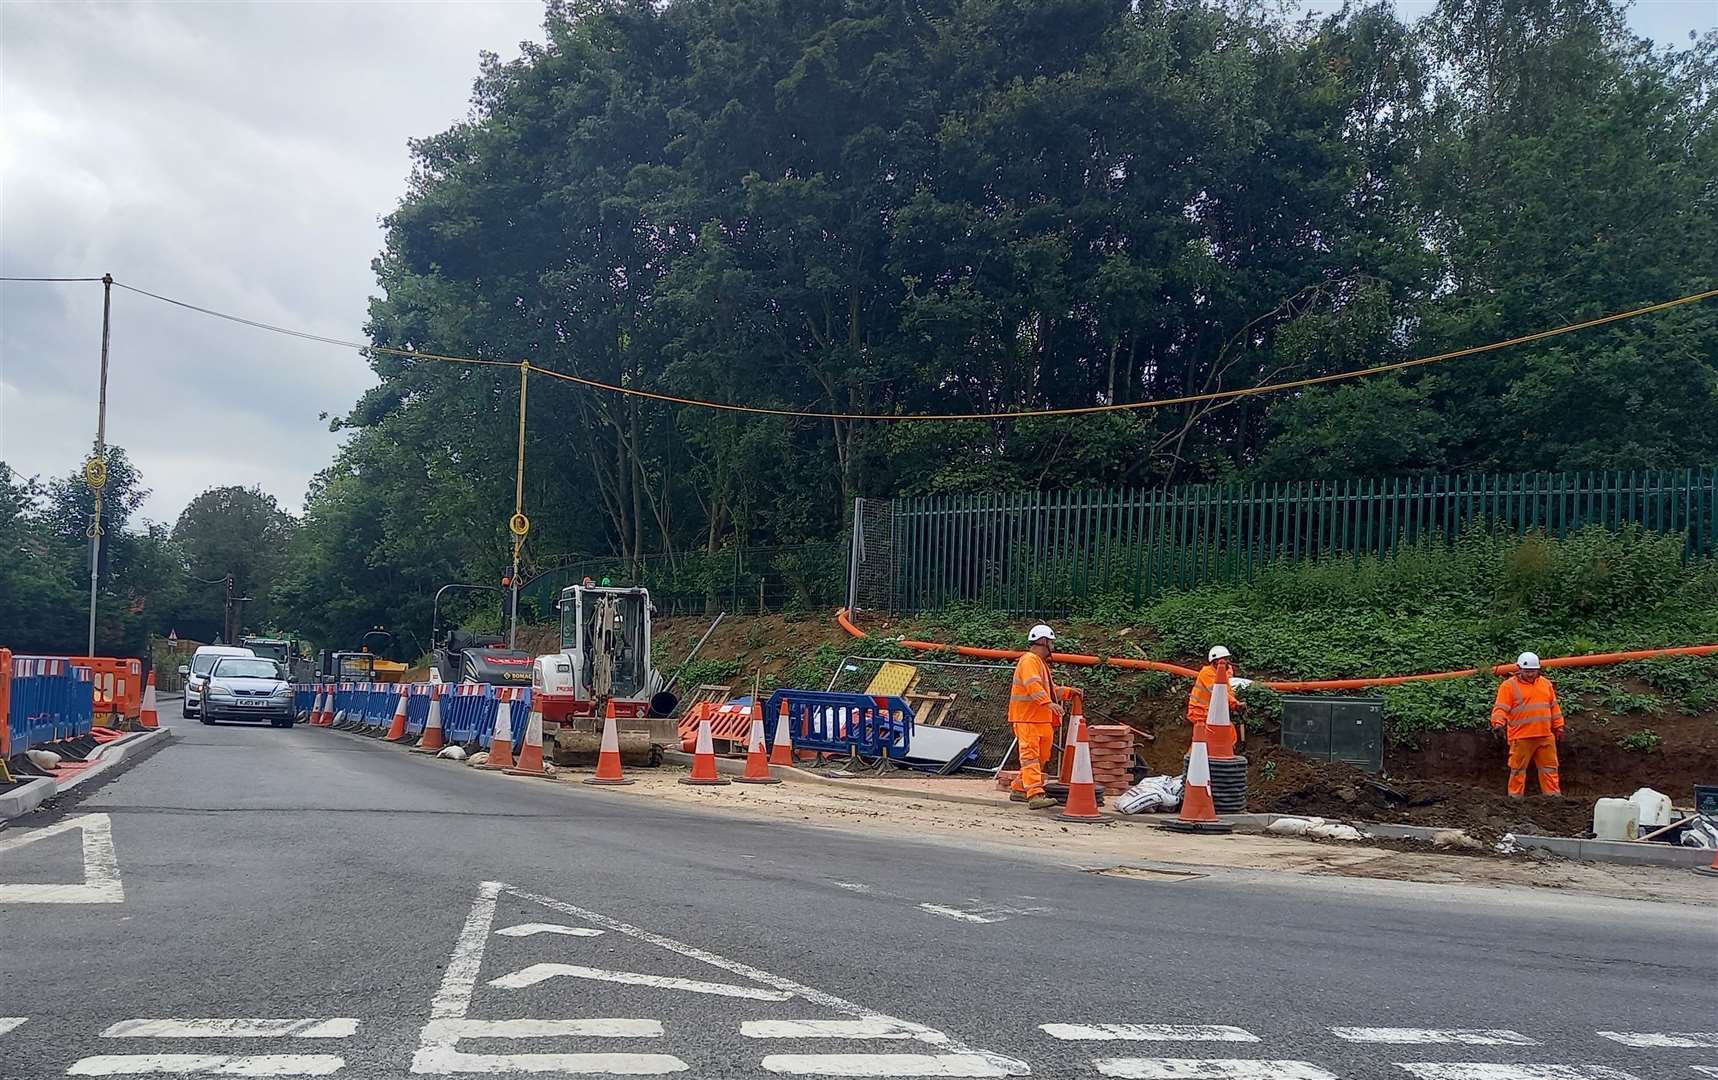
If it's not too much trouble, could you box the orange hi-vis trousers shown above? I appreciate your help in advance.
[1010,723,1055,798]
[1507,735,1561,797]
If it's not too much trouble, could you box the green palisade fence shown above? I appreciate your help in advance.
[886,468,1718,615]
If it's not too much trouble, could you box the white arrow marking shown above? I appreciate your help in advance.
[0,813,123,904]
[67,1055,345,1076]
[1095,1062,1337,1080]
[744,1018,946,1041]
[101,1020,359,1039]
[1042,1025,1258,1043]
[494,923,603,938]
[488,963,791,1000]
[1597,1032,1718,1049]
[1333,1029,1536,1046]
[761,1054,1008,1076]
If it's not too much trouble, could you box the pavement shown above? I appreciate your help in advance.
[1,709,1713,1080]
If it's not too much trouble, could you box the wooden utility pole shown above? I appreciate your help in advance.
[86,273,114,657]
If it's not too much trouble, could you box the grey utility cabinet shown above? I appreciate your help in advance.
[1281,695,1385,774]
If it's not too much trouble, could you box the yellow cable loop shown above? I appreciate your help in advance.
[110,280,1718,423]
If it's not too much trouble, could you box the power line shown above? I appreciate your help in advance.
[0,276,106,282]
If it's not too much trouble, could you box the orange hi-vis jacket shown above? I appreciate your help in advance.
[1491,675,1565,741]
[1009,652,1057,727]
[1187,664,1221,725]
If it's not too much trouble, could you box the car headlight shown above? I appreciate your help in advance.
[271,686,292,699]
[206,682,234,698]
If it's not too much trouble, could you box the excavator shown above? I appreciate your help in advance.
[531,582,678,765]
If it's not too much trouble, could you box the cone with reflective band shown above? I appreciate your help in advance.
[384,687,410,742]
[769,700,795,766]
[1057,707,1088,784]
[584,703,634,785]
[413,685,445,752]
[680,716,730,785]
[1059,739,1103,821]
[1204,671,1237,759]
[480,690,517,770]
[735,707,780,784]
[138,672,159,730]
[504,704,553,778]
[316,685,334,726]
[1163,739,1231,834]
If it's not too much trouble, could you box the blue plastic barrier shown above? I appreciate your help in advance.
[763,689,914,759]
[8,656,95,757]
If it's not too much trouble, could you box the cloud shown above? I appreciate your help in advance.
[0,0,546,524]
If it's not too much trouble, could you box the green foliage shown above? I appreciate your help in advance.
[1617,728,1662,753]
[674,656,742,687]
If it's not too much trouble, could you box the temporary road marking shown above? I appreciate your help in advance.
[1042,1024,1259,1042]
[0,813,123,904]
[101,1020,360,1039]
[410,1049,688,1074]
[0,1017,25,1035]
[1396,1066,1643,1079]
[422,1019,662,1040]
[1333,1028,1537,1045]
[760,1053,1009,1076]
[1598,1032,1718,1048]
[1094,1060,1337,1079]
[743,1018,946,1041]
[488,963,794,1000]
[495,922,604,938]
[66,1054,345,1076]
[918,903,1003,924]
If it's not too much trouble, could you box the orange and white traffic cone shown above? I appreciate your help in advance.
[735,706,781,785]
[314,685,332,726]
[383,687,410,741]
[1164,739,1232,834]
[1059,739,1103,822]
[1205,670,1238,759]
[680,716,730,786]
[138,672,159,730]
[302,686,320,726]
[1058,705,1088,784]
[412,685,445,753]
[769,700,795,766]
[482,690,517,770]
[1698,847,1718,878]
[584,703,634,786]
[503,704,554,779]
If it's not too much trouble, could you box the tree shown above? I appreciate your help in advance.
[171,486,296,641]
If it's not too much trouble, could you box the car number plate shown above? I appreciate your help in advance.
[235,699,267,707]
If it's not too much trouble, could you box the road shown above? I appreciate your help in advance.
[2,709,1713,1080]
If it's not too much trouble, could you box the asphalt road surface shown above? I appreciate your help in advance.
[3,709,1713,1080]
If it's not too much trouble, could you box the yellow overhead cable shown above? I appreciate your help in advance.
[100,279,1718,423]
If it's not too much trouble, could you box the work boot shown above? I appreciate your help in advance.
[1009,791,1028,803]
[1026,794,1057,810]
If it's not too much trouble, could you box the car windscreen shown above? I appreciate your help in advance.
[210,658,282,680]
[190,653,230,675]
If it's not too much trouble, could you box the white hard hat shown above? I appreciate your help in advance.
[1028,624,1055,643]
[1207,645,1232,662]
[1517,651,1541,669]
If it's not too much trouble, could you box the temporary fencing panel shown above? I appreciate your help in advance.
[763,689,914,759]
[7,655,95,756]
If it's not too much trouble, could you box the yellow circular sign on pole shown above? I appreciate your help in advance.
[84,457,108,489]
[508,512,530,537]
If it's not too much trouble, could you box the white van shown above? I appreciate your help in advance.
[179,645,256,719]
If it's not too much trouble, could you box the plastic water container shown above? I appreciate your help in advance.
[1593,798,1640,841]
[1628,787,1673,828]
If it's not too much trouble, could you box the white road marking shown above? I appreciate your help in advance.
[410,1048,687,1074]
[1598,1032,1718,1048]
[1094,1060,1337,1079]
[743,1018,946,1041]
[0,1017,25,1035]
[0,813,124,904]
[67,1054,345,1076]
[918,903,1002,924]
[1042,1024,1258,1042]
[426,880,503,1024]
[833,882,872,892]
[422,1020,662,1040]
[101,1020,359,1039]
[760,1053,1009,1076]
[488,963,793,1000]
[1690,1068,1718,1077]
[1396,1066,1643,1080]
[494,923,603,938]
[1333,1028,1536,1046]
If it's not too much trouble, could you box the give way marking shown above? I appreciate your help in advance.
[0,813,123,903]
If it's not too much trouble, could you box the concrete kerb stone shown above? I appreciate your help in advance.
[0,777,55,820]
[0,727,173,821]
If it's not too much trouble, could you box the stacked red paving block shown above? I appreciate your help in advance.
[1085,725,1134,793]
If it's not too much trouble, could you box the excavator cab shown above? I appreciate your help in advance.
[534,584,673,762]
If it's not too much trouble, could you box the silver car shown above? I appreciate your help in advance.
[199,656,296,727]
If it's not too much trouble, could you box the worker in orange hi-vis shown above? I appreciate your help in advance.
[1188,646,1247,748]
[1491,651,1565,797]
[1008,624,1064,810]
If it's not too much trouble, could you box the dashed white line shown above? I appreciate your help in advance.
[1094,1060,1337,1079]
[1333,1029,1537,1046]
[67,1054,345,1076]
[917,903,1002,924]
[1042,1024,1259,1043]
[0,1017,25,1035]
[421,1019,663,1040]
[760,1053,1009,1076]
[1598,1032,1718,1049]
[743,1018,945,1041]
[487,963,792,1000]
[407,1048,687,1075]
[832,882,872,892]
[100,1020,360,1040]
[494,923,604,938]
[1396,1066,1643,1080]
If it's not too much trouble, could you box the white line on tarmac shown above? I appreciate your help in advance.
[427,880,504,1023]
[488,963,793,1000]
[0,813,124,904]
[409,1048,687,1074]
[494,923,604,938]
[67,1054,345,1076]
[917,903,1002,924]
[1092,1060,1337,1079]
[421,1019,663,1040]
[1597,1032,1718,1048]
[0,1018,25,1035]
[760,1053,1009,1076]
[1042,1024,1259,1043]
[1396,1066,1644,1080]
[1332,1028,1537,1045]
[1690,1068,1718,1077]
[743,1018,946,1041]
[832,882,872,892]
[101,1020,360,1039]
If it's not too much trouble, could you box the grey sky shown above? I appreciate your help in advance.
[2,1,1713,529]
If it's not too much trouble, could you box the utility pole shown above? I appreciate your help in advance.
[507,361,530,649]
[223,574,235,644]
[86,273,114,658]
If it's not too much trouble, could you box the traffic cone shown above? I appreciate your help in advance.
[503,704,554,778]
[412,685,445,753]
[680,716,730,786]
[482,690,517,771]
[1164,739,1232,834]
[315,685,333,726]
[1059,740,1103,822]
[138,672,159,730]
[1698,847,1718,878]
[301,686,318,725]
[769,700,795,767]
[384,686,410,741]
[584,703,634,785]
[1205,670,1238,759]
[735,706,781,785]
[1057,707,1088,784]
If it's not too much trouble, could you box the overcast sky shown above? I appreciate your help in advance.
[3,1,1714,530]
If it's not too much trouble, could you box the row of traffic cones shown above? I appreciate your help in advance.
[678,704,794,786]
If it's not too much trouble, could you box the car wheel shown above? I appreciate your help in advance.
[181,702,191,718]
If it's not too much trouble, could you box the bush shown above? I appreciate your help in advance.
[1617,728,1662,753]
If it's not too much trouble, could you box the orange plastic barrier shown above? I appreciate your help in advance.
[63,656,144,722]
[835,609,1718,692]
